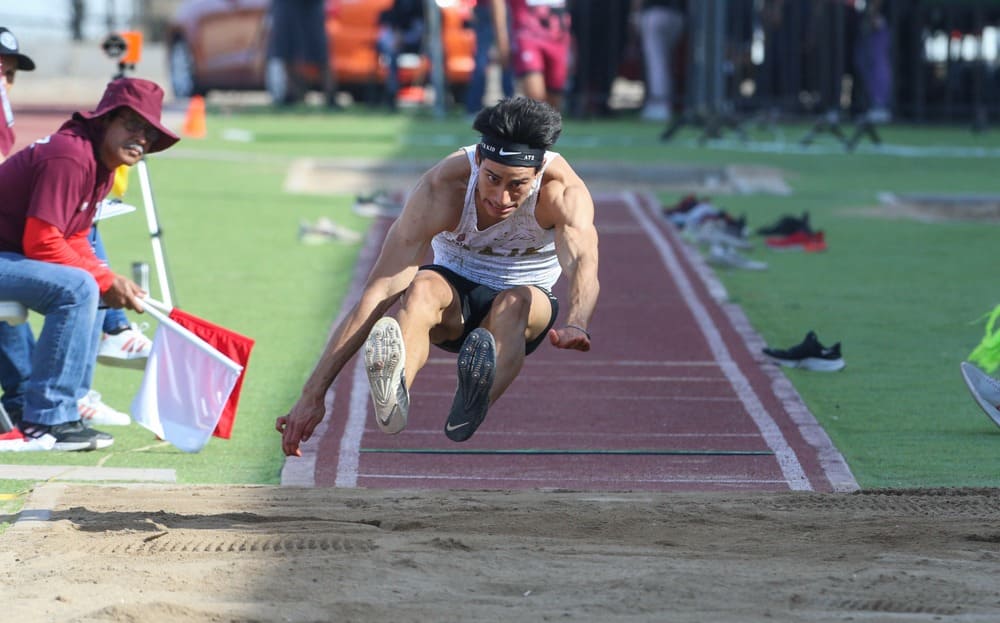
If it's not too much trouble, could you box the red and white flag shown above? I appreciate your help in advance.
[166,307,254,439]
[131,302,249,453]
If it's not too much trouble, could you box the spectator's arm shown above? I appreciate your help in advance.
[22,217,115,292]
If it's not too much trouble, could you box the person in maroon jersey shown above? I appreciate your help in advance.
[0,78,179,451]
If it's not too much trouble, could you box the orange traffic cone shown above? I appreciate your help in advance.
[182,95,206,139]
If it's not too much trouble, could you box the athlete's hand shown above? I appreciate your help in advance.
[276,394,326,457]
[548,325,591,352]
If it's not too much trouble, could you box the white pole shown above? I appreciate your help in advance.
[137,158,174,307]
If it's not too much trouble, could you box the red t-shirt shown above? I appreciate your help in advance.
[0,116,116,291]
[507,0,570,41]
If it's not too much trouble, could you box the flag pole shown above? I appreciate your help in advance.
[137,158,176,308]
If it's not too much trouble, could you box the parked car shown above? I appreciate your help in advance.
[165,0,476,105]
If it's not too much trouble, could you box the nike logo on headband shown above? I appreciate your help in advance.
[498,148,521,156]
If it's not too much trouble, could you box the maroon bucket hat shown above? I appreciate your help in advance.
[77,77,180,154]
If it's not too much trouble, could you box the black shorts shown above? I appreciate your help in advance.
[419,264,558,355]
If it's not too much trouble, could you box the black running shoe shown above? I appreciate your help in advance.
[756,212,810,236]
[19,419,114,451]
[445,328,496,442]
[762,330,845,372]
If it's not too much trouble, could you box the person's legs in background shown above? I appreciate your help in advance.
[301,0,337,106]
[465,2,515,116]
[376,27,401,109]
[89,226,152,368]
[854,18,892,122]
[639,5,685,122]
[466,4,495,116]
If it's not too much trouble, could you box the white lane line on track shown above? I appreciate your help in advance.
[623,191,812,491]
[357,473,788,485]
[334,356,371,488]
[636,192,859,493]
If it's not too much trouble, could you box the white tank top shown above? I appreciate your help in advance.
[431,145,562,291]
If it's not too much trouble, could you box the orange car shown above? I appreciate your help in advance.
[166,0,476,104]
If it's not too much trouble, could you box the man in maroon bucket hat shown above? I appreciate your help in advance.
[0,77,180,451]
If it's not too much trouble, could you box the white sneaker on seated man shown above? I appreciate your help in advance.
[98,321,152,369]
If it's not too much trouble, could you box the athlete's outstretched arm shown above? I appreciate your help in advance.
[277,155,466,456]
[544,162,599,352]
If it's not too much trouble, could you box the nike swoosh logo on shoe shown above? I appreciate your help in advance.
[445,421,470,432]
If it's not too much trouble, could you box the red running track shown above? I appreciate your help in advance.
[5,109,855,492]
[282,191,857,493]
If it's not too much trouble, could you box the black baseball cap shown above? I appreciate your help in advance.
[0,27,36,71]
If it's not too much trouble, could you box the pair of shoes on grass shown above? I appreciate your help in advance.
[0,390,130,452]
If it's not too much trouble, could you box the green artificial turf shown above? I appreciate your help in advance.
[1,105,998,492]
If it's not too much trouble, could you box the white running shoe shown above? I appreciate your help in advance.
[707,244,768,271]
[97,322,152,370]
[78,390,132,427]
[960,362,1000,429]
[364,317,409,434]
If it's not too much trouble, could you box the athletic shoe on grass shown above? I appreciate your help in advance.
[756,211,810,236]
[766,230,826,252]
[365,317,409,434]
[960,361,1000,429]
[353,191,403,218]
[97,322,152,370]
[19,419,113,451]
[690,218,754,250]
[78,389,132,426]
[707,244,768,271]
[445,328,496,442]
[298,217,362,245]
[762,331,845,372]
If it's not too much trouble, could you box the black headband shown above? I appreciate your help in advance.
[478,136,545,168]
